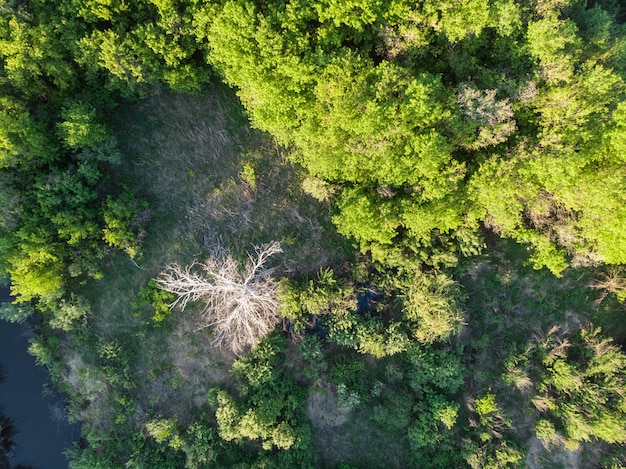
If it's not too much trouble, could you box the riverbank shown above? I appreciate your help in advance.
[0,286,79,469]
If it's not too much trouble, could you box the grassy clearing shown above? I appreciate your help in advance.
[460,240,599,373]
[110,83,349,271]
[308,389,411,468]
[303,385,405,467]
[66,81,351,433]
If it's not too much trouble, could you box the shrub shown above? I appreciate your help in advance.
[403,270,465,344]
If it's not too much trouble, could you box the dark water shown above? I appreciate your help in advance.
[0,286,79,469]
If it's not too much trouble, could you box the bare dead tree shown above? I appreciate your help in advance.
[589,267,626,306]
[156,242,282,354]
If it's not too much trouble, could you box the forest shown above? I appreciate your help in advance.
[1,0,626,467]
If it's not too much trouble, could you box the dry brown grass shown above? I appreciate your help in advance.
[307,384,349,429]
[138,308,237,421]
[112,87,345,273]
[526,435,585,469]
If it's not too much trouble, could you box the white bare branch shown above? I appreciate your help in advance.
[156,241,282,354]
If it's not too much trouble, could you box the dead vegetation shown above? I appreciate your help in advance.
[526,436,584,469]
[589,267,626,305]
[157,242,283,354]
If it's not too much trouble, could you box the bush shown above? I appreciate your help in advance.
[102,190,148,260]
[212,334,311,451]
[57,101,110,149]
[509,327,626,450]
[146,418,183,449]
[296,334,325,380]
[0,301,34,323]
[371,390,413,431]
[132,280,175,323]
[404,344,466,394]
[328,354,366,396]
[48,295,90,331]
[28,334,59,367]
[403,270,465,344]
[278,268,355,323]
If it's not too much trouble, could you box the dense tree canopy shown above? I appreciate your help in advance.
[206,0,626,272]
[3,0,625,275]
[0,0,148,315]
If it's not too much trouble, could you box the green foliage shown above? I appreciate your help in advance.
[3,152,147,303]
[0,13,75,98]
[58,101,110,149]
[0,300,34,323]
[355,320,410,358]
[125,428,186,468]
[509,327,626,450]
[335,383,361,414]
[601,446,626,469]
[371,390,413,431]
[2,0,626,467]
[328,353,367,396]
[7,236,66,303]
[403,270,466,343]
[408,391,464,468]
[278,268,355,322]
[474,393,499,424]
[67,430,128,469]
[354,342,468,467]
[296,334,325,380]
[203,0,626,273]
[239,162,257,190]
[301,175,335,202]
[75,138,122,165]
[407,389,462,466]
[146,418,183,450]
[403,344,466,395]
[180,419,220,469]
[212,333,312,455]
[28,334,60,368]
[48,295,90,331]
[102,190,148,259]
[534,419,561,447]
[0,0,150,307]
[470,391,513,441]
[462,438,524,469]
[67,0,209,93]
[287,270,429,358]
[326,310,411,358]
[133,280,175,323]
[0,96,57,168]
[408,392,458,449]
[69,427,184,469]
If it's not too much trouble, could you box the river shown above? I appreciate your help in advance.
[0,286,79,469]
